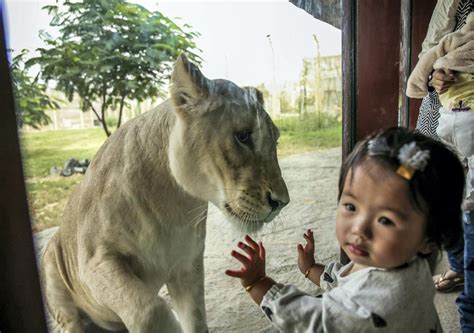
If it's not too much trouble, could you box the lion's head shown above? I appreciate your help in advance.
[168,55,289,232]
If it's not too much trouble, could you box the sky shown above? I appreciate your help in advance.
[4,0,341,87]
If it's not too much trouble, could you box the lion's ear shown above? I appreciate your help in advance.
[242,87,265,107]
[170,54,209,114]
[255,88,264,106]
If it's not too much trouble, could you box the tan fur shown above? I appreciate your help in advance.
[42,55,289,333]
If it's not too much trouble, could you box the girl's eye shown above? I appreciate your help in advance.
[344,203,355,212]
[378,217,395,226]
[236,131,251,143]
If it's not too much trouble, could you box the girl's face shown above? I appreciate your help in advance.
[336,159,431,269]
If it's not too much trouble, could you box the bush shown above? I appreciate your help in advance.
[275,112,341,132]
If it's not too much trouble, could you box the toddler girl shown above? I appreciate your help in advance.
[225,127,465,332]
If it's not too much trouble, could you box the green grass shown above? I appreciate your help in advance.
[21,128,107,231]
[21,128,107,178]
[274,113,341,157]
[22,115,341,231]
[27,176,82,232]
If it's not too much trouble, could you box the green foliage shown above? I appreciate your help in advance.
[105,116,119,129]
[10,50,59,129]
[28,0,202,136]
[276,113,340,132]
[274,113,341,156]
[297,58,313,114]
[279,90,294,113]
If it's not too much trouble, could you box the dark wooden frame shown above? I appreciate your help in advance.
[340,0,356,264]
[341,0,436,148]
[339,0,436,263]
[0,5,48,331]
[0,0,439,324]
[399,0,413,128]
[341,0,357,159]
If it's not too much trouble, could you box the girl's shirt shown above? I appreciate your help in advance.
[260,257,442,332]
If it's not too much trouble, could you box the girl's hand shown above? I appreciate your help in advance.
[225,235,266,288]
[431,69,456,94]
[297,229,316,274]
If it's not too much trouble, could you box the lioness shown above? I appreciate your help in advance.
[42,54,289,332]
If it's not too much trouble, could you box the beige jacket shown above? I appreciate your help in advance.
[407,12,474,98]
[419,0,460,59]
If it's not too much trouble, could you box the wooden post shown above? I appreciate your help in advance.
[0,5,48,331]
[399,0,412,128]
[408,0,437,128]
[340,0,356,264]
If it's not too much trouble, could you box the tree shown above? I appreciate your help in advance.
[279,90,293,114]
[10,50,59,129]
[298,58,310,115]
[28,0,202,136]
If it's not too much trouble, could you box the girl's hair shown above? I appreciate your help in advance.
[338,127,465,251]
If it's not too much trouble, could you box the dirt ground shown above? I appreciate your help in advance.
[200,148,341,332]
[35,148,460,332]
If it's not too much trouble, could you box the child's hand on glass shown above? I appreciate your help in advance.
[225,235,266,288]
[297,229,316,274]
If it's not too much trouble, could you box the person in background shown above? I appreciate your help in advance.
[411,1,474,331]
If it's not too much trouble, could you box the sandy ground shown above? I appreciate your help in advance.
[201,148,341,332]
[35,148,461,332]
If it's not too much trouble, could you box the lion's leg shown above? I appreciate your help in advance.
[43,243,85,333]
[81,246,182,333]
[167,255,208,333]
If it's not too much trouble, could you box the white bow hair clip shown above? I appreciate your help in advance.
[367,137,390,155]
[367,138,430,180]
[396,141,430,180]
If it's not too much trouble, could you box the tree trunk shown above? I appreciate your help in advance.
[101,106,111,137]
[85,98,111,136]
[100,90,111,137]
[117,94,126,129]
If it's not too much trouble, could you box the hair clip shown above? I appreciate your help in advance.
[367,137,391,156]
[396,142,430,180]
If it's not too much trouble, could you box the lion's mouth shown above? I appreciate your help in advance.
[224,203,266,223]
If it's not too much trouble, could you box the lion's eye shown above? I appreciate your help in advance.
[236,131,251,143]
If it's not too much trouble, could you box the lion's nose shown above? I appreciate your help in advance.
[267,192,289,211]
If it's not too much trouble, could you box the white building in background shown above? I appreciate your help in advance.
[31,91,162,132]
[262,55,342,118]
[300,54,342,115]
[26,54,341,131]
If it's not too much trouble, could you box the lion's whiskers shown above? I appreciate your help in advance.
[187,203,210,215]
[186,196,289,235]
[189,208,209,228]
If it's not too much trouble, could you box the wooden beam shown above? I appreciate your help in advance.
[399,0,412,128]
[408,0,437,128]
[340,0,356,264]
[0,5,48,332]
[355,0,401,142]
[289,0,342,29]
